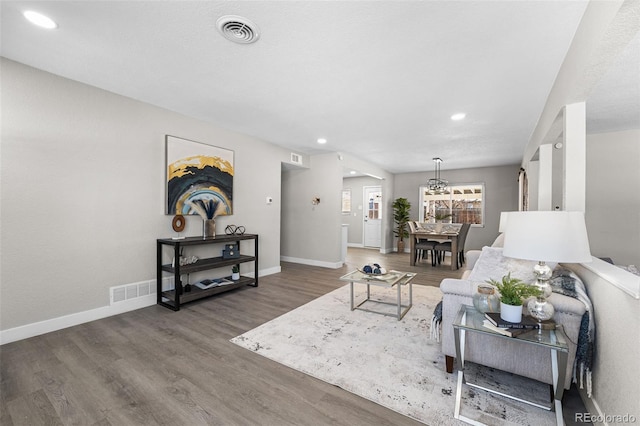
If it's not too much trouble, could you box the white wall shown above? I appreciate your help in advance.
[393,165,520,250]
[586,129,640,266]
[280,153,344,267]
[0,58,289,337]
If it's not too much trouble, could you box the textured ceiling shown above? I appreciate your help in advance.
[1,1,638,174]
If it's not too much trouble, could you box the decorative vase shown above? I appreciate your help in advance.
[435,221,443,233]
[397,240,405,253]
[473,284,500,313]
[500,302,523,323]
[203,219,216,238]
[232,272,240,280]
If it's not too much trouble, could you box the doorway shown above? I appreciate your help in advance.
[363,186,382,248]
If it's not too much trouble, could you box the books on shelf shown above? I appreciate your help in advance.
[194,278,235,290]
[484,312,540,329]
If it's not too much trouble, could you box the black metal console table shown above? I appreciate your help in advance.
[156,234,258,311]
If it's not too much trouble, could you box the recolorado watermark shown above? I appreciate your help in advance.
[575,413,637,423]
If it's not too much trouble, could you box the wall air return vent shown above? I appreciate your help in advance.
[110,281,156,305]
[216,15,260,44]
[290,152,303,165]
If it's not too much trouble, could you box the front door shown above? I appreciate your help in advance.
[363,186,382,248]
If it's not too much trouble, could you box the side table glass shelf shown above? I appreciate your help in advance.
[452,305,568,426]
[157,234,258,311]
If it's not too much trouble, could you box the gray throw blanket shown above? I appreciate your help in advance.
[550,266,595,398]
[430,301,443,342]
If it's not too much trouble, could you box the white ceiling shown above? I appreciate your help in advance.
[1,1,638,174]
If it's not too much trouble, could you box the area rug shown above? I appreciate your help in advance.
[230,284,556,425]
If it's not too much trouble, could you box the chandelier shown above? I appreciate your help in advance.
[428,157,448,194]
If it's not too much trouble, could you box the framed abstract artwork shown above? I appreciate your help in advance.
[165,135,234,216]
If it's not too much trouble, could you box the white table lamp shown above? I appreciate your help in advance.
[498,211,512,233]
[502,211,592,328]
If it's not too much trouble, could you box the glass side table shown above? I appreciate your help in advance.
[452,305,569,426]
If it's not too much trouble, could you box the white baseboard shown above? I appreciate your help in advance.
[260,265,282,276]
[386,247,414,254]
[347,243,364,248]
[280,256,343,269]
[0,267,280,346]
[244,265,281,278]
[577,387,607,426]
[0,294,156,345]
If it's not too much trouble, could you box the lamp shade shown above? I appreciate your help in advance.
[502,211,592,263]
[498,211,514,233]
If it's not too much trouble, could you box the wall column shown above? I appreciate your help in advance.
[527,160,540,211]
[563,102,587,212]
[538,144,553,211]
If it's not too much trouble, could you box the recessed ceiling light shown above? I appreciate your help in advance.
[350,170,356,175]
[317,138,327,144]
[451,113,466,121]
[23,10,57,29]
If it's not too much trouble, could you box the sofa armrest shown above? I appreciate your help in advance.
[440,277,477,297]
[465,250,482,272]
[439,278,477,358]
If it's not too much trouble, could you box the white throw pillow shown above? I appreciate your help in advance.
[467,246,538,284]
[491,233,505,248]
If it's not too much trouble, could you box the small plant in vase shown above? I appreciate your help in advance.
[486,273,541,323]
[434,212,452,222]
[433,212,452,232]
[231,265,240,280]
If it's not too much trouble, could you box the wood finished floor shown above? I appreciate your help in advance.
[1,248,585,425]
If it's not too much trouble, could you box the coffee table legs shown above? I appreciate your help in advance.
[349,281,412,320]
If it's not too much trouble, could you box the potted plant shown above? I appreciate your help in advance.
[231,265,240,280]
[486,273,541,322]
[434,212,452,222]
[433,212,452,232]
[392,197,411,253]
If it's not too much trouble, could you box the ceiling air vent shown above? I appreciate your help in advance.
[216,15,260,44]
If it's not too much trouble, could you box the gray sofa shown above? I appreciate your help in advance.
[439,245,588,390]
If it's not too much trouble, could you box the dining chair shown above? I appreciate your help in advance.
[409,221,438,266]
[435,223,471,269]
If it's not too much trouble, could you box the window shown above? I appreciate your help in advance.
[418,183,484,225]
[367,191,382,219]
[341,189,351,214]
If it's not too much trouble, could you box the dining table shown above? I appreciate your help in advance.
[409,224,461,270]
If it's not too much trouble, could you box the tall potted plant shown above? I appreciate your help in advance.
[486,273,541,322]
[392,197,411,253]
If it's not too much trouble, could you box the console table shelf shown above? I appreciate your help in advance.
[157,234,258,311]
[160,254,256,274]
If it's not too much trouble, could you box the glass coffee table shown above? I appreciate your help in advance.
[339,270,416,320]
[452,305,569,425]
